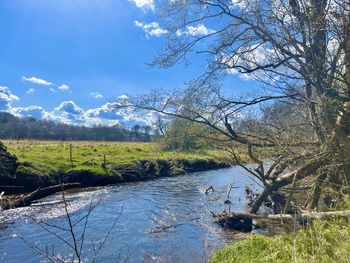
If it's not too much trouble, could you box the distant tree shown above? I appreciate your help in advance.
[162,118,209,151]
[0,112,151,142]
[131,124,141,136]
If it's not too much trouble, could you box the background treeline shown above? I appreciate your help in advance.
[0,112,151,142]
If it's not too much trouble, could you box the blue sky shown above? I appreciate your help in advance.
[0,0,254,127]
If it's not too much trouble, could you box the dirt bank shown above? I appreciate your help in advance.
[0,158,230,209]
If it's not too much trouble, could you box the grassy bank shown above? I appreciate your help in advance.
[4,140,233,176]
[211,218,350,263]
[211,197,350,263]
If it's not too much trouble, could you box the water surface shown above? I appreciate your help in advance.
[0,166,261,262]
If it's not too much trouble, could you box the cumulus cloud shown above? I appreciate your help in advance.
[0,86,19,110]
[58,84,70,92]
[176,24,215,37]
[90,92,104,99]
[84,103,124,126]
[49,88,57,93]
[230,0,249,9]
[10,105,47,120]
[22,76,53,86]
[84,102,154,128]
[1,88,154,127]
[134,21,168,38]
[118,95,129,100]
[47,101,85,124]
[222,43,279,80]
[129,0,154,11]
[26,88,35,94]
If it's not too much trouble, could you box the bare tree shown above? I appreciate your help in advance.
[114,0,350,214]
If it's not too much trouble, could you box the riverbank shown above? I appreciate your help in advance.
[1,140,233,207]
[210,194,350,262]
[210,217,350,262]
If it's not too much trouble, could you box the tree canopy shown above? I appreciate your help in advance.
[116,0,350,213]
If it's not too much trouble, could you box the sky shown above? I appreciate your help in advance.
[0,0,254,127]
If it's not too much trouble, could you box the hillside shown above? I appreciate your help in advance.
[0,112,150,142]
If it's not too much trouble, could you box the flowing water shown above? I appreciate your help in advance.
[0,166,261,262]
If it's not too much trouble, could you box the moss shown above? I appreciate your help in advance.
[211,219,350,263]
[0,141,18,177]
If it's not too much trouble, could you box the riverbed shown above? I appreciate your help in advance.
[0,166,261,262]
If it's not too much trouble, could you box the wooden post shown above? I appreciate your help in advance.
[103,153,108,173]
[69,143,73,167]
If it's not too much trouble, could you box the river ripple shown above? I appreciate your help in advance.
[0,166,261,263]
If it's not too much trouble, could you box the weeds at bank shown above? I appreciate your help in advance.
[211,194,350,263]
[211,218,350,263]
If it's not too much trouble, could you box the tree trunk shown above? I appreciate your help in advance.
[249,156,328,214]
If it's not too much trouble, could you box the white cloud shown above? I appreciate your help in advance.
[176,24,216,37]
[10,105,47,120]
[230,0,249,9]
[0,86,19,110]
[47,101,85,125]
[26,88,35,94]
[118,94,129,100]
[129,0,154,11]
[134,21,168,38]
[90,92,104,99]
[49,88,56,93]
[85,102,123,125]
[2,90,154,128]
[222,44,279,81]
[85,102,152,128]
[22,76,53,86]
[58,84,70,91]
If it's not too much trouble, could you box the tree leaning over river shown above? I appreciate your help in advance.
[115,0,350,213]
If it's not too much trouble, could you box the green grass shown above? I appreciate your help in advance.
[211,218,350,263]
[4,140,231,175]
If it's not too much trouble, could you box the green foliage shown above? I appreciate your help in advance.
[161,118,211,151]
[211,219,350,263]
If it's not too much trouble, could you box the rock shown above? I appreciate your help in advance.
[215,211,253,232]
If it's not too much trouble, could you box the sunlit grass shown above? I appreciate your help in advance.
[211,218,350,263]
[4,140,231,175]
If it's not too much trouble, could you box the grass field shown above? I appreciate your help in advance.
[3,140,236,175]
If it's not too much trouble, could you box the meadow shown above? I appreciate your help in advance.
[3,140,236,175]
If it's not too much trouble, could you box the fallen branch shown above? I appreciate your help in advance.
[1,183,82,210]
[268,210,350,222]
[214,210,350,232]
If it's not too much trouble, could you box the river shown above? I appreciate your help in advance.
[0,166,261,262]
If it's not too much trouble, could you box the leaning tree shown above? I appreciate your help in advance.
[115,0,350,213]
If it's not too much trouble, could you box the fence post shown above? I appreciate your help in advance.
[103,153,108,173]
[69,143,73,168]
